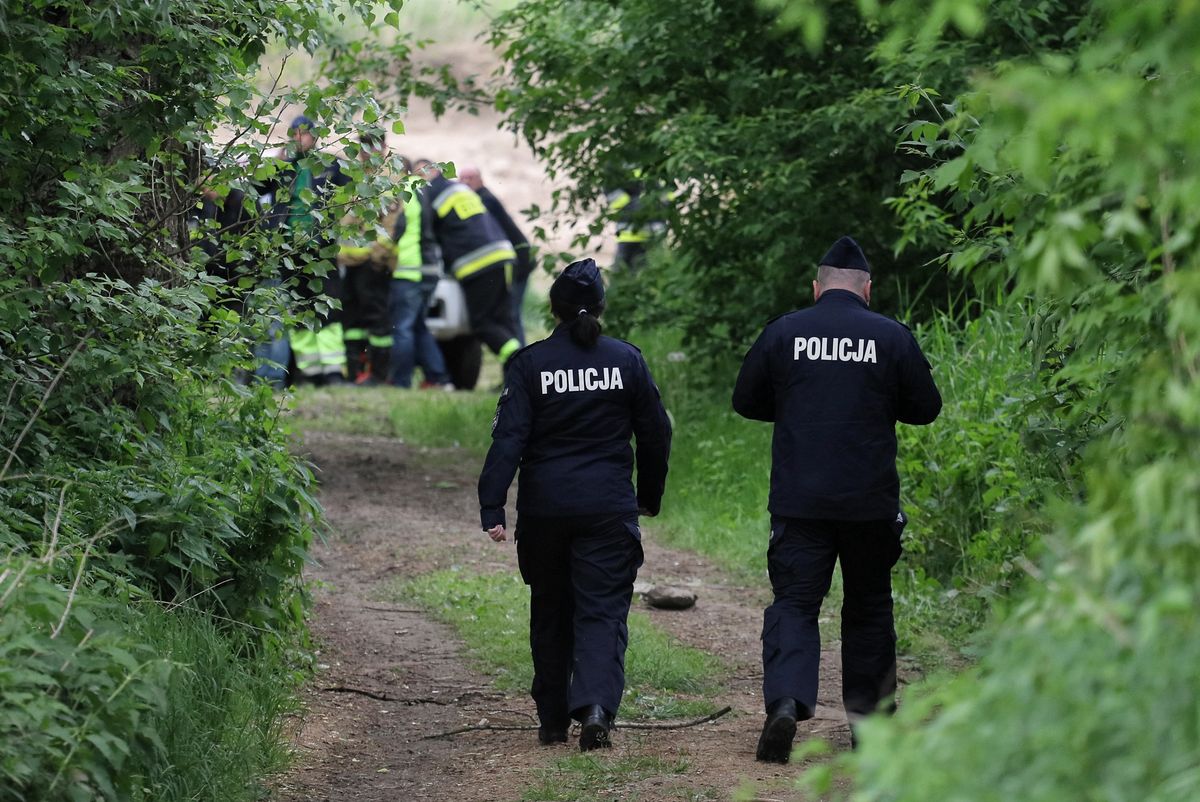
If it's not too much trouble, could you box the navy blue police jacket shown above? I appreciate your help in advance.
[732,289,942,521]
[478,326,672,530]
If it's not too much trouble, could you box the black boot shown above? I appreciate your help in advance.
[537,725,568,745]
[577,705,612,752]
[344,341,367,383]
[367,345,390,387]
[756,697,799,764]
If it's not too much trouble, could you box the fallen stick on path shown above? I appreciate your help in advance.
[423,723,537,739]
[619,706,733,730]
[362,606,424,613]
[320,686,459,706]
[423,705,733,740]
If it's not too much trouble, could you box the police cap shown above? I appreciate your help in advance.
[819,235,870,273]
[550,258,605,308]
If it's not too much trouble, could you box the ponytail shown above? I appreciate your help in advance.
[552,299,606,348]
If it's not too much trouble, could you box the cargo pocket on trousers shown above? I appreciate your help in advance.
[623,518,645,579]
[761,610,781,665]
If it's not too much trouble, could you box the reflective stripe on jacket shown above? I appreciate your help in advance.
[423,174,515,281]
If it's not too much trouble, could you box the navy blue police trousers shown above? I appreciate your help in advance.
[516,513,643,728]
[762,516,904,720]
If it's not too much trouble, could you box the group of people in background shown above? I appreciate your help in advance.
[198,122,946,763]
[193,115,533,390]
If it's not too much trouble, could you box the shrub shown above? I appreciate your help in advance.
[0,561,169,801]
[0,559,297,801]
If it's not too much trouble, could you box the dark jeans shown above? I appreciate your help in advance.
[762,515,904,720]
[516,513,643,728]
[388,277,448,387]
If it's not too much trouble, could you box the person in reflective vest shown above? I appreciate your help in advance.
[383,156,451,389]
[458,165,535,346]
[732,236,942,762]
[338,132,396,384]
[604,170,670,272]
[416,160,522,372]
[478,258,672,751]
[261,115,352,385]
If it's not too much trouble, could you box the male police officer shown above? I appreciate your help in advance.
[732,236,942,762]
[479,258,672,751]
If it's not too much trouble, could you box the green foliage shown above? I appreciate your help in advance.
[490,0,1083,361]
[0,311,319,630]
[0,560,297,801]
[742,0,1200,798]
[892,308,1058,646]
[0,562,170,801]
[396,568,723,719]
[130,605,298,801]
[0,0,473,795]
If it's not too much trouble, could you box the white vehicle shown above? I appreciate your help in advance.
[425,277,483,390]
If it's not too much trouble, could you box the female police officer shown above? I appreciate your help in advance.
[477,258,672,751]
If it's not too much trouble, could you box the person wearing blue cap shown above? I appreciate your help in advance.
[732,235,942,762]
[477,258,672,751]
[258,114,352,385]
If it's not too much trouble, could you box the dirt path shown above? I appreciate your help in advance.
[270,429,853,802]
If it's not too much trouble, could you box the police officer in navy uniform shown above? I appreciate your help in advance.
[478,258,672,751]
[732,236,942,762]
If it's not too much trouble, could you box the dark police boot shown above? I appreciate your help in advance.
[577,705,612,752]
[537,726,568,745]
[368,346,390,385]
[756,697,799,764]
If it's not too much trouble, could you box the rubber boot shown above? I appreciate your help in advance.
[367,345,390,387]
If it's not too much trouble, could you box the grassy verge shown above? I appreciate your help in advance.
[289,384,497,451]
[134,606,299,800]
[0,562,298,801]
[389,568,724,720]
[521,754,690,802]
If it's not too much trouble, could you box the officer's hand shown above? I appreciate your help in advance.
[485,524,507,542]
[638,507,656,518]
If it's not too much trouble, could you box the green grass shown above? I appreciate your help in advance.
[622,327,774,581]
[133,606,299,801]
[289,384,498,451]
[521,754,689,801]
[391,568,724,720]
